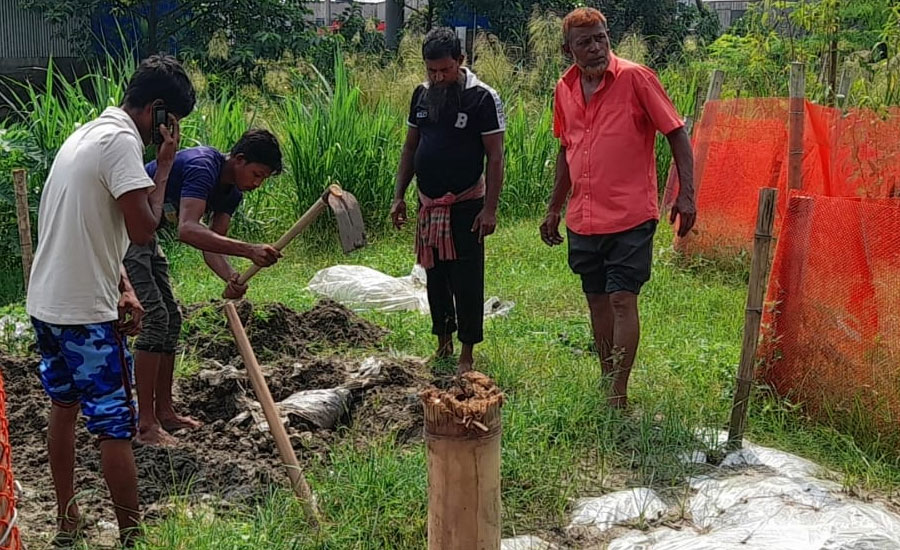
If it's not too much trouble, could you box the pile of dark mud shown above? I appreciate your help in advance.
[183,299,387,363]
[0,300,431,544]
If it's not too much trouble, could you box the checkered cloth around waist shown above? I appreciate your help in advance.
[416,179,486,269]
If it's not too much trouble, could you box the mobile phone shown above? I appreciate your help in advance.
[152,104,168,145]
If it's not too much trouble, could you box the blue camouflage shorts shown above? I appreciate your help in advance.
[31,318,137,440]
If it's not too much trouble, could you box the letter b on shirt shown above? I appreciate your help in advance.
[455,112,468,129]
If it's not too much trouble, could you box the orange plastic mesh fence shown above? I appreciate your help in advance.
[0,372,20,550]
[664,99,900,258]
[759,194,900,431]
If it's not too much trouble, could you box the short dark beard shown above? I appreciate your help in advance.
[423,79,462,123]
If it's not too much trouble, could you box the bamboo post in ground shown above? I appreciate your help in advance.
[703,69,725,114]
[788,62,806,191]
[827,43,839,106]
[727,188,778,450]
[223,302,320,528]
[837,67,853,108]
[421,372,504,550]
[12,170,33,289]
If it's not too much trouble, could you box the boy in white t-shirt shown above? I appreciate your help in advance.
[26,55,196,547]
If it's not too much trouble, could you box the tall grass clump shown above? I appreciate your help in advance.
[0,57,132,160]
[472,32,519,99]
[526,7,566,96]
[276,53,404,233]
[352,31,425,113]
[502,101,556,216]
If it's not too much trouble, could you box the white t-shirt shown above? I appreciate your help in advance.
[26,107,155,325]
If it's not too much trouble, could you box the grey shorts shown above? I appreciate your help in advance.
[567,219,657,295]
[123,236,182,354]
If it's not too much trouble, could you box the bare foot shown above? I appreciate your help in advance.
[607,394,628,410]
[457,360,474,375]
[158,412,202,432]
[436,335,454,359]
[136,424,177,446]
[120,526,139,548]
[458,343,474,375]
[54,508,84,548]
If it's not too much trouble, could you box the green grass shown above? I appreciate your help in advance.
[118,216,900,549]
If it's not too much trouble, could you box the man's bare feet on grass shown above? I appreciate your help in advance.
[457,344,474,375]
[436,334,454,359]
[136,423,177,447]
[53,506,86,548]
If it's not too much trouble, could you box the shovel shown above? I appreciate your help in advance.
[236,184,366,286]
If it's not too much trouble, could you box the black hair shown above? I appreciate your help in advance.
[422,27,463,61]
[123,55,196,118]
[231,129,283,175]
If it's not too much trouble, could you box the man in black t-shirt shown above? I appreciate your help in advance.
[391,28,506,374]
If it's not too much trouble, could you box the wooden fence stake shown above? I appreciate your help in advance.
[727,188,778,450]
[837,67,853,108]
[690,68,724,130]
[788,62,806,191]
[827,43,839,106]
[422,373,504,550]
[223,302,320,528]
[12,169,34,289]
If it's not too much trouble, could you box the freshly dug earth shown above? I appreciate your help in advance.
[1,300,431,547]
[183,299,388,363]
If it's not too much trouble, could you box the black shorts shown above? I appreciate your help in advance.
[567,219,657,295]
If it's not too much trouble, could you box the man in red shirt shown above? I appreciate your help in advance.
[541,7,696,408]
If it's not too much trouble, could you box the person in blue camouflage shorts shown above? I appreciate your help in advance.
[25,55,195,547]
[32,321,137,440]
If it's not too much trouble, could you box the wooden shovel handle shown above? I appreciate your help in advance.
[224,302,320,526]
[236,185,342,286]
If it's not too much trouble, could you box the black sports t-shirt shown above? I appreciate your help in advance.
[407,68,505,199]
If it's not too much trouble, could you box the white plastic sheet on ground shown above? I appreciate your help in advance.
[567,488,668,535]
[604,431,900,550]
[278,388,350,430]
[505,430,900,549]
[233,387,351,432]
[308,265,430,313]
[307,264,514,318]
[501,535,559,550]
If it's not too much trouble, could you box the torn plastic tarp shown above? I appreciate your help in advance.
[605,431,900,550]
[500,536,558,550]
[307,264,514,318]
[608,472,900,549]
[231,388,351,432]
[567,488,668,535]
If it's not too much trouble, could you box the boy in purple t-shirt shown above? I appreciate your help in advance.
[124,129,283,445]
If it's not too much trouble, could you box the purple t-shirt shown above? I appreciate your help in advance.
[145,146,243,225]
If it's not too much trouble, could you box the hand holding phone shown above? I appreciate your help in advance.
[152,104,169,145]
[155,111,180,172]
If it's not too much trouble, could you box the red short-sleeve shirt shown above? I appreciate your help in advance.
[553,54,684,235]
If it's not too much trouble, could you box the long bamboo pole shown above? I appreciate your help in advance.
[727,188,778,450]
[788,62,806,191]
[12,169,33,289]
[224,302,320,527]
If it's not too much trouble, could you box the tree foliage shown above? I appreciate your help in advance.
[20,0,311,69]
[707,0,898,103]
[409,0,716,64]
